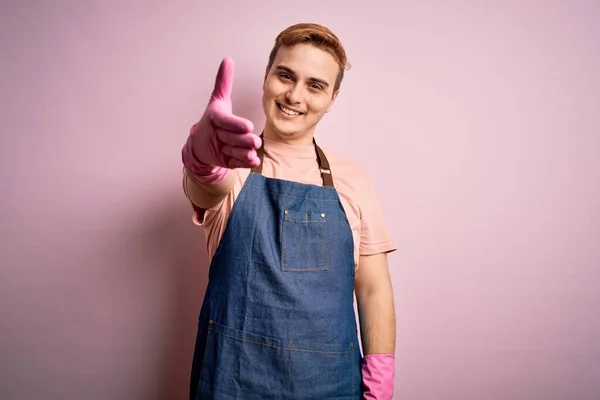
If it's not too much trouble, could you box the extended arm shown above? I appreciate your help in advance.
[181,57,261,213]
[183,167,236,210]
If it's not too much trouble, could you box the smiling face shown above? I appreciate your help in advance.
[262,43,341,146]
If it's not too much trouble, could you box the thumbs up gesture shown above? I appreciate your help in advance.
[183,57,262,184]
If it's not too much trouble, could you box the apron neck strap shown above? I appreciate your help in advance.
[251,133,334,188]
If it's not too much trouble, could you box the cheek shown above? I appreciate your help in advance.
[263,79,282,99]
[308,99,332,116]
[262,89,276,110]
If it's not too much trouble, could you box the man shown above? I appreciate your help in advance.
[182,23,396,399]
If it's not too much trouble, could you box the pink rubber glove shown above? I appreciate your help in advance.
[182,57,262,184]
[362,354,395,399]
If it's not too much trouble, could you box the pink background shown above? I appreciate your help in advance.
[1,1,599,399]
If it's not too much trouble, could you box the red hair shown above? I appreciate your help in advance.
[267,23,351,92]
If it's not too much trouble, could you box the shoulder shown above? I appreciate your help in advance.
[319,147,381,223]
[321,147,397,256]
[321,147,375,194]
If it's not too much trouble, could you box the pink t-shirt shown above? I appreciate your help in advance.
[184,137,397,270]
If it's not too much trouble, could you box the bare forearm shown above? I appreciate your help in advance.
[356,284,396,355]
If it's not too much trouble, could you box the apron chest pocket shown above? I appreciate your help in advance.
[281,209,329,271]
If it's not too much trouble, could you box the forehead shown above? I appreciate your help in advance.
[272,43,339,85]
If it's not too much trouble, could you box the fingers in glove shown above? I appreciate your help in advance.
[222,145,260,167]
[227,158,261,169]
[211,111,254,133]
[217,129,262,149]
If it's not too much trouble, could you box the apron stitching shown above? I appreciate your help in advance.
[245,183,339,200]
[208,327,353,354]
[197,328,212,394]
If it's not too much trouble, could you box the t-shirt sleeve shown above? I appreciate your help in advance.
[182,167,231,226]
[182,167,247,261]
[182,167,206,226]
[357,169,398,256]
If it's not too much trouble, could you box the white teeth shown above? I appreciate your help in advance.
[279,104,301,116]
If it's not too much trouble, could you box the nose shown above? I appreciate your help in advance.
[285,83,303,104]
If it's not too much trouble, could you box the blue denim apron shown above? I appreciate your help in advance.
[189,138,362,399]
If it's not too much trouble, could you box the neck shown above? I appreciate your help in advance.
[263,125,314,147]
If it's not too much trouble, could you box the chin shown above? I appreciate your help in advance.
[268,115,301,136]
[272,125,301,138]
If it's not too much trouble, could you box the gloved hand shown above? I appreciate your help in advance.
[361,354,395,399]
[182,57,262,184]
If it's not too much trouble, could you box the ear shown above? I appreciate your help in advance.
[326,90,340,113]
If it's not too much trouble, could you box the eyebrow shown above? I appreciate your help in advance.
[274,65,330,89]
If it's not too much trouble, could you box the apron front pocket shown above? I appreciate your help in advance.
[281,209,330,271]
[198,320,359,400]
[288,340,359,399]
[198,321,288,399]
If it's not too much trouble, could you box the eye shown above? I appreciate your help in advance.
[279,73,293,81]
[310,83,324,90]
